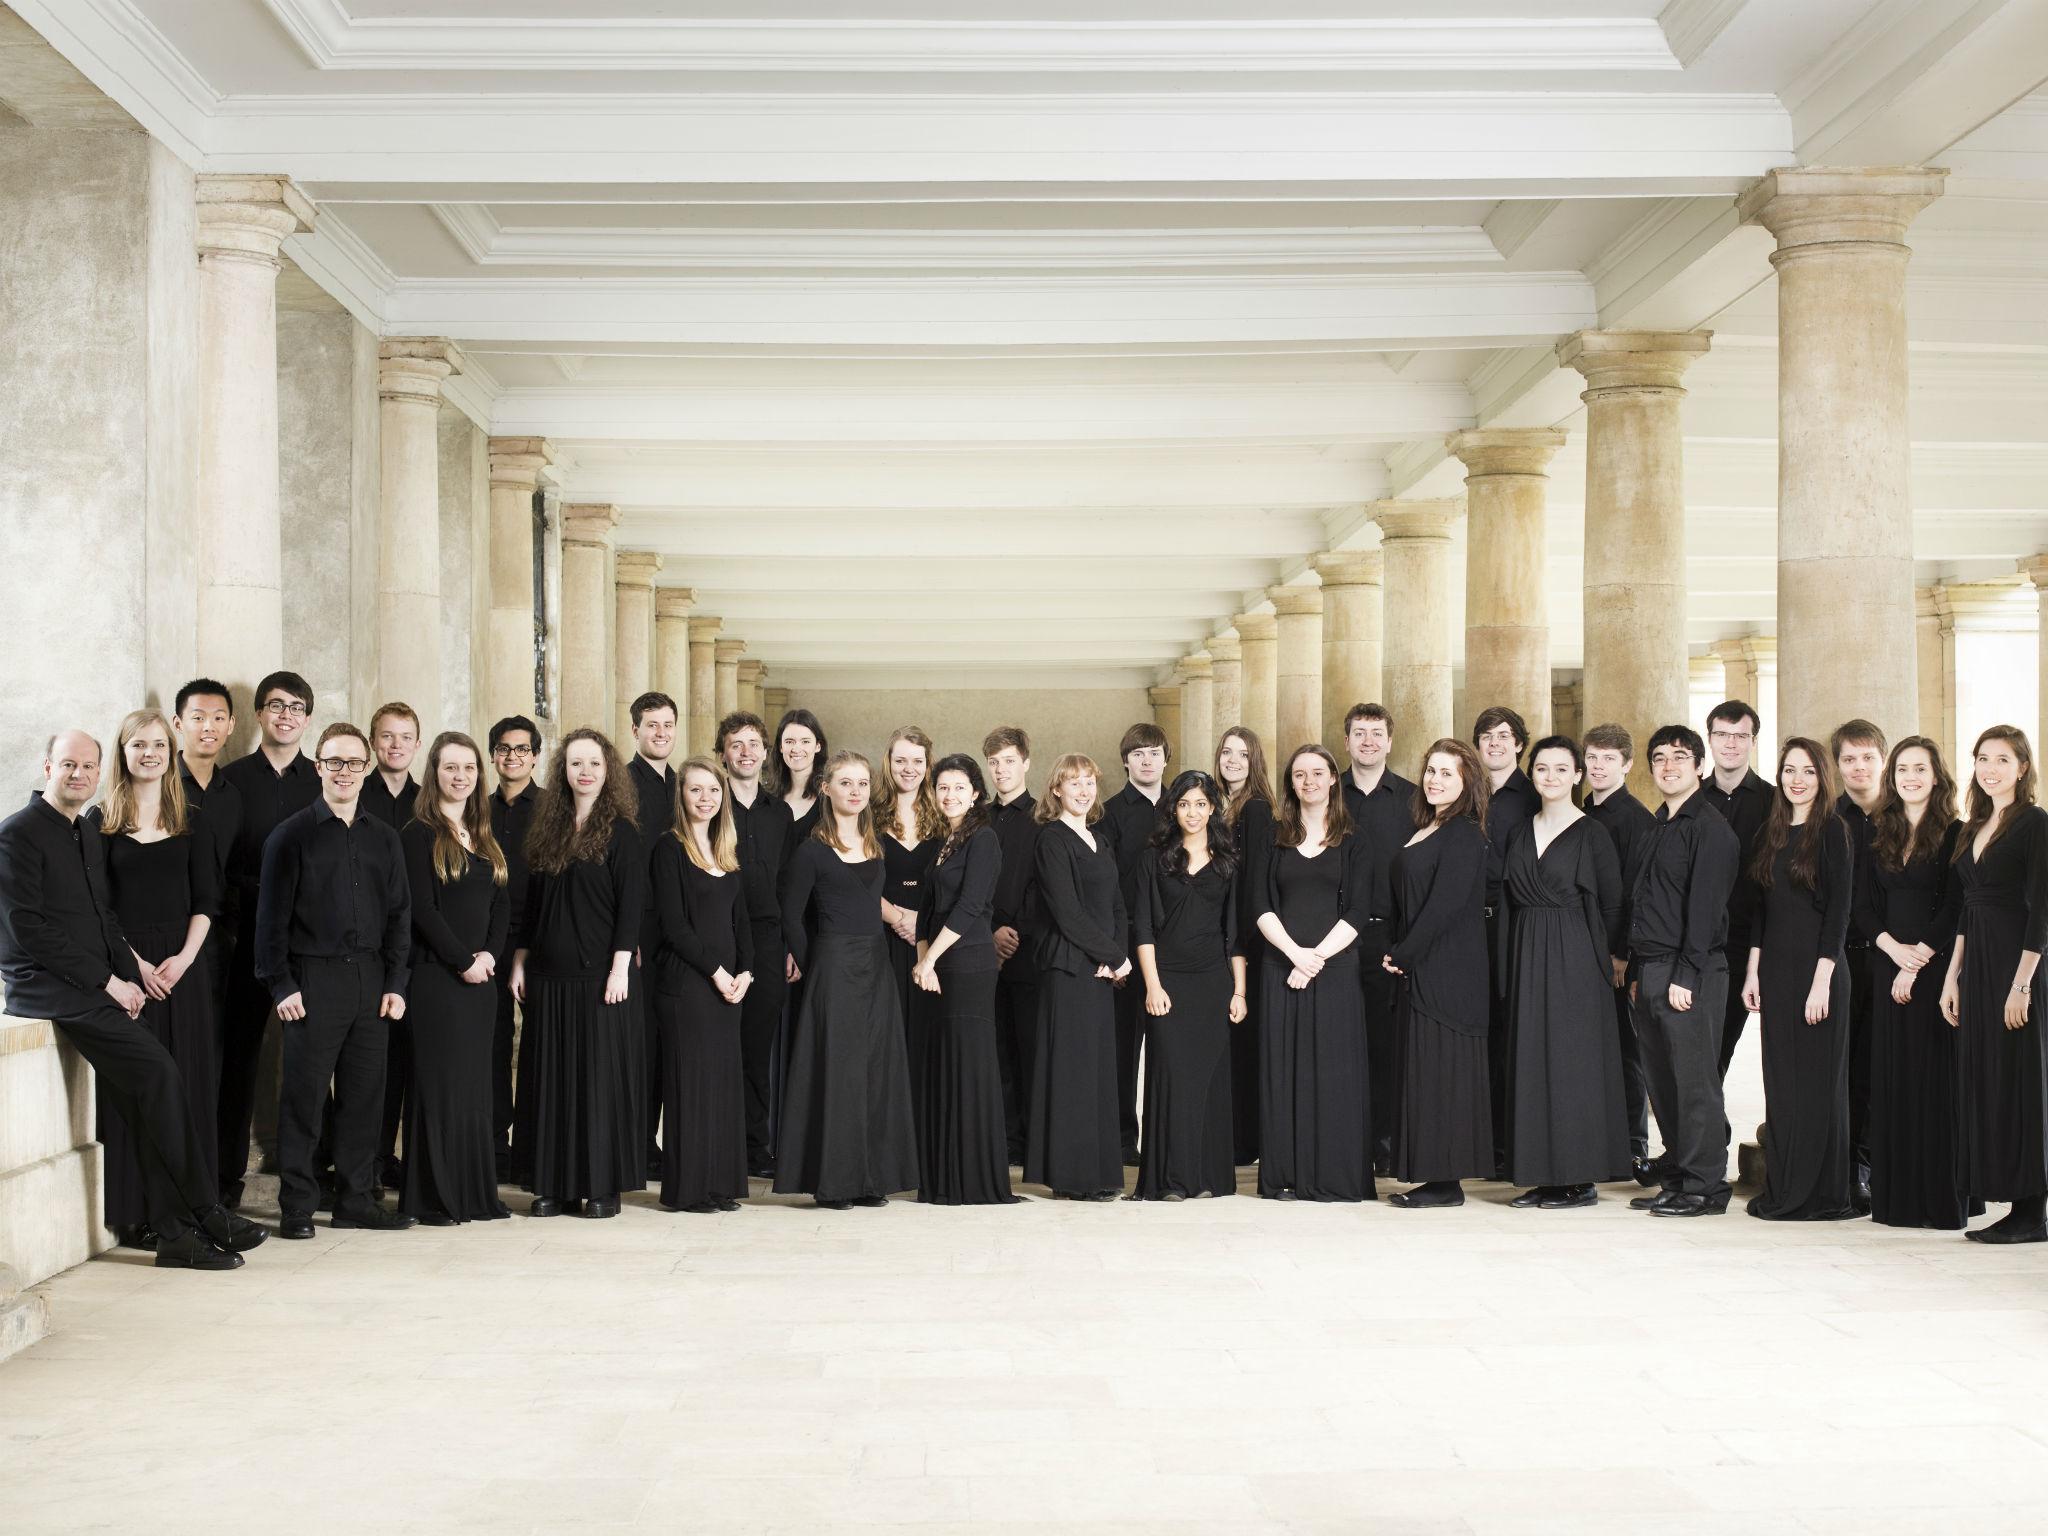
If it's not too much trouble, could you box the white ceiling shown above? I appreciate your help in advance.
[14,0,2048,690]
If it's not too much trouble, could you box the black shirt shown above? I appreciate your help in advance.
[1697,768,1774,945]
[360,773,417,835]
[1628,789,1742,989]
[219,749,320,922]
[0,796,140,1018]
[780,844,884,969]
[1836,793,1877,945]
[988,791,1042,936]
[254,798,412,1004]
[1584,785,1657,955]
[490,781,541,947]
[1483,767,1540,907]
[520,822,642,980]
[1342,767,1418,926]
[179,758,242,897]
[1098,781,1164,927]
[628,756,677,958]
[729,785,794,942]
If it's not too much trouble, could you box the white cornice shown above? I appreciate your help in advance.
[280,214,394,333]
[6,0,217,165]
[1656,0,1753,69]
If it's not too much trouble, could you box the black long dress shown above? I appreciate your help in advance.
[1028,819,1128,1197]
[516,821,646,1204]
[1859,820,1977,1229]
[1228,794,1275,1165]
[1389,816,1492,1184]
[651,835,753,1210]
[90,811,221,1230]
[1135,852,1238,1199]
[775,842,921,1201]
[1748,825,1858,1220]
[1954,804,2048,1204]
[1501,817,1630,1188]
[914,825,1014,1205]
[1259,836,1374,1201]
[883,829,939,1129]
[399,820,511,1222]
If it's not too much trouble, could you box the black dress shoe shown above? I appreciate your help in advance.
[196,1204,269,1252]
[1631,1157,1661,1188]
[1539,1184,1597,1210]
[582,1196,621,1218]
[747,1158,776,1180]
[1508,1187,1554,1209]
[1649,1192,1725,1218]
[662,1200,717,1214]
[154,1231,244,1270]
[415,1211,457,1226]
[1265,1188,1299,1201]
[1390,1182,1464,1209]
[715,1198,742,1212]
[528,1196,562,1218]
[1628,1191,1671,1211]
[1966,1220,2048,1244]
[852,1194,889,1207]
[278,1212,316,1240]
[816,1197,852,1210]
[332,1204,417,1231]
[116,1222,159,1251]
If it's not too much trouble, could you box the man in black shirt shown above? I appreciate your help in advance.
[488,715,543,1174]
[1473,705,1538,1171]
[1832,717,1888,1209]
[721,710,792,1176]
[172,678,243,893]
[216,669,322,1206]
[1339,702,1415,1171]
[1098,721,1168,1163]
[627,690,680,1171]
[0,731,263,1270]
[362,700,421,1189]
[257,721,415,1238]
[984,725,1041,1164]
[1696,699,1775,1082]
[1627,724,1742,1217]
[1582,723,1660,1185]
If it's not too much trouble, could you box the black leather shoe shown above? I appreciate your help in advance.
[715,1198,741,1212]
[1540,1184,1597,1210]
[1649,1192,1724,1217]
[1265,1188,1299,1201]
[816,1197,852,1210]
[415,1211,457,1227]
[747,1158,776,1180]
[662,1200,717,1214]
[1508,1187,1553,1209]
[1967,1221,2048,1244]
[1390,1182,1464,1209]
[582,1196,620,1218]
[1083,1190,1119,1202]
[332,1204,417,1231]
[852,1194,889,1207]
[196,1204,269,1252]
[116,1223,159,1251]
[1628,1191,1670,1210]
[1631,1156,1661,1188]
[154,1231,244,1270]
[278,1212,316,1240]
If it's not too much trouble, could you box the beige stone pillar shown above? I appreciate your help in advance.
[2020,561,2048,763]
[1149,682,1184,767]
[1738,167,1946,749]
[1208,633,1244,732]
[1732,635,1780,777]
[1915,586,1947,757]
[1373,500,1462,765]
[1559,329,1712,788]
[1312,551,1384,750]
[715,639,744,718]
[1447,427,1567,739]
[1179,654,1216,770]
[485,436,553,724]
[738,659,765,719]
[195,176,314,749]
[1233,613,1279,759]
[613,550,662,743]
[559,503,618,734]
[655,587,695,740]
[375,339,461,718]
[1551,676,1584,746]
[763,685,791,722]
[687,617,721,752]
[1268,586,1325,755]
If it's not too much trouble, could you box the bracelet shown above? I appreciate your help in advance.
[2014,981,2033,995]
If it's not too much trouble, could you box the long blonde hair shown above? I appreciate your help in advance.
[413,732,509,886]
[813,750,884,859]
[871,725,944,842]
[673,755,740,874]
[98,708,189,838]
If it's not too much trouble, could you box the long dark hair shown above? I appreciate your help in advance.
[1872,735,1958,874]
[1750,736,1842,893]
[526,727,638,875]
[930,753,991,863]
[1411,738,1489,829]
[769,707,827,801]
[1149,769,1237,879]
[413,731,508,886]
[1214,725,1274,830]
[1955,724,2039,862]
[1275,744,1354,848]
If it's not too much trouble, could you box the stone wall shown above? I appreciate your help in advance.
[0,1019,107,1359]
[786,688,1152,793]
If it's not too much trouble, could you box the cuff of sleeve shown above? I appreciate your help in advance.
[267,975,298,1007]
[385,966,411,996]
[1673,963,1700,991]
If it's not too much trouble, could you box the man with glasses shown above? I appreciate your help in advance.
[257,722,415,1238]
[1696,700,1775,1081]
[488,715,543,1177]
[1099,722,1169,1165]
[217,670,321,1207]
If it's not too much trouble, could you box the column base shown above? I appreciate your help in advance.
[0,1265,50,1365]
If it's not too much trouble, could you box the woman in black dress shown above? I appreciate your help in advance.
[650,755,754,1214]
[1134,769,1243,1200]
[777,751,921,1208]
[91,708,220,1250]
[1028,753,1130,1200]
[1385,738,1491,1209]
[1939,725,2048,1244]
[910,755,1017,1205]
[509,728,645,1219]
[1217,726,1275,1166]
[1741,737,1858,1221]
[399,732,511,1225]
[876,726,942,1118]
[1501,736,1628,1210]
[772,708,826,843]
[1862,737,1975,1230]
[1255,744,1373,1202]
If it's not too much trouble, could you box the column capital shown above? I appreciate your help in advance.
[562,503,620,548]
[1180,653,1214,681]
[1737,167,1947,254]
[688,615,723,643]
[1739,634,1778,670]
[2018,554,2048,590]
[1147,684,1180,708]
[1311,550,1384,588]
[1267,585,1323,618]
[378,338,464,404]
[1445,427,1568,478]
[195,174,315,266]
[615,550,663,588]
[655,586,697,619]
[1207,633,1242,663]
[1370,499,1463,542]
[1231,612,1277,642]
[1557,329,1712,396]
[487,435,555,491]
[1934,579,2036,633]
[737,659,765,683]
[714,638,746,664]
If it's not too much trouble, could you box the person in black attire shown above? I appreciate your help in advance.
[258,721,416,1239]
[1831,718,1888,1211]
[1697,699,1775,1084]
[216,670,321,1207]
[984,725,1040,1165]
[399,732,511,1225]
[363,701,422,1192]
[720,711,793,1177]
[1627,724,1743,1218]
[912,755,1017,1205]
[1582,723,1660,1187]
[1,730,261,1270]
[876,726,942,1131]
[488,715,543,1176]
[771,708,827,841]
[1098,722,1169,1164]
[627,690,681,1175]
[1218,726,1277,1167]
[1133,769,1243,1200]
[1339,702,1416,1172]
[1473,705,1537,1173]
[172,679,242,894]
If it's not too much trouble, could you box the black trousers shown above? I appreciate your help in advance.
[741,923,787,1163]
[993,950,1039,1163]
[55,1003,213,1240]
[1113,971,1144,1156]
[217,921,274,1205]
[378,1014,412,1174]
[1845,941,1873,1173]
[1615,983,1650,1160]
[1714,938,1752,1078]
[1358,918,1398,1168]
[1634,957,1731,1201]
[492,958,518,1155]
[278,955,389,1217]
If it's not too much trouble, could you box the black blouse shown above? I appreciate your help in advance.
[1855,819,1962,954]
[917,825,1001,973]
[1261,834,1369,943]
[401,819,509,973]
[90,808,221,933]
[1135,852,1237,971]
[519,821,642,979]
[651,833,754,992]
[1756,820,1853,963]
[1032,819,1128,976]
[781,841,886,969]
[1388,815,1491,1036]
[1230,794,1276,950]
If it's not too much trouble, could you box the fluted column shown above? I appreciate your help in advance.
[1559,329,1711,794]
[1739,167,1946,748]
[655,587,695,741]
[714,639,744,718]
[1149,682,1184,767]
[1447,427,1566,738]
[1372,500,1462,762]
[1232,613,1279,759]
[1312,551,1384,750]
[195,175,314,748]
[559,504,618,733]
[1269,586,1325,754]
[738,659,765,719]
[1180,654,1215,769]
[687,617,721,751]
[1208,633,1244,732]
[613,550,662,743]
[486,436,553,723]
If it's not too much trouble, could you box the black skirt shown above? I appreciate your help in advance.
[1136,961,1236,1199]
[1869,952,1980,1229]
[1230,954,1262,1164]
[775,934,920,1200]
[1393,998,1492,1185]
[917,965,1014,1205]
[515,973,647,1202]
[401,961,509,1222]
[97,920,218,1228]
[1958,900,2048,1202]
[1259,951,1373,1200]
[655,973,749,1208]
[1026,968,1124,1196]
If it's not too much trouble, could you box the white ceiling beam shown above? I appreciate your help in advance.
[652,557,1283,593]
[615,512,1326,560]
[779,665,1158,692]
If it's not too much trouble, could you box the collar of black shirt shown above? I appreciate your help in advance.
[1655,789,1711,824]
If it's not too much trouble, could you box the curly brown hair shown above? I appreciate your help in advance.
[1411,738,1489,829]
[526,727,638,875]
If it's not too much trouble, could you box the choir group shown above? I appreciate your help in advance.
[4,666,2046,1274]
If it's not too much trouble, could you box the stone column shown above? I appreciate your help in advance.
[195,176,314,748]
[1916,586,1947,756]
[763,685,791,721]
[738,659,765,719]
[1268,586,1325,754]
[486,436,553,724]
[2020,561,2048,762]
[1447,427,1567,739]
[612,550,662,743]
[559,503,618,734]
[1558,329,1712,787]
[1233,613,1279,758]
[655,586,695,739]
[374,339,461,716]
[1551,676,1584,747]
[1372,500,1462,763]
[1208,633,1244,731]
[1738,167,1946,748]
[1312,551,1384,750]
[1180,654,1216,770]
[1149,682,1184,767]
[687,617,721,752]
[1737,635,1780,776]
[715,639,744,718]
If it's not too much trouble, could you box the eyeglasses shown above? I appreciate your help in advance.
[493,744,534,759]
[317,757,370,774]
[262,700,310,718]
[1707,728,1753,743]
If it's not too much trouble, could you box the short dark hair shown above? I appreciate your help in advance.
[174,678,234,717]
[489,715,541,752]
[1528,734,1584,774]
[1343,702,1393,737]
[983,725,1031,759]
[715,711,768,753]
[314,721,368,757]
[1471,706,1529,753]
[1120,721,1169,764]
[1582,723,1633,761]
[254,670,313,712]
[1705,699,1761,735]
[1830,718,1887,759]
[1646,723,1707,767]
[630,691,678,728]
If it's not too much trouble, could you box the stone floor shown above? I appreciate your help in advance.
[4,1038,2047,1536]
